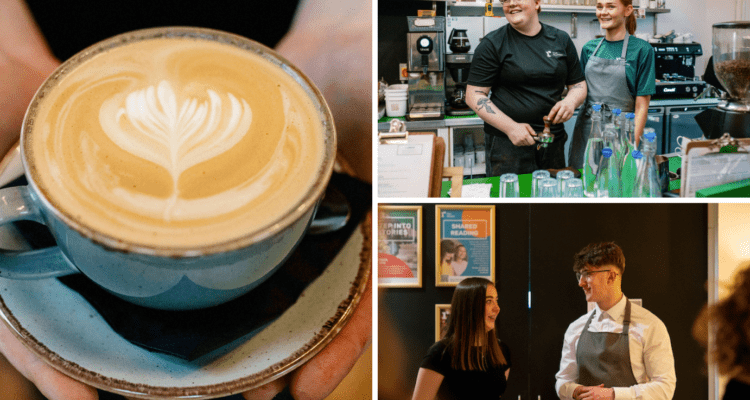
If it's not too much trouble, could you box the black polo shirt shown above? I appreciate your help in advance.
[468,22,585,136]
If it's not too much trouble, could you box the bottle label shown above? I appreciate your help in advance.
[602,148,613,158]
[632,150,643,159]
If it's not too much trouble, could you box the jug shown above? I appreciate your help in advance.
[449,29,471,53]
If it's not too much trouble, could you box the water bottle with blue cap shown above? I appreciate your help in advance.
[634,128,661,197]
[583,103,604,197]
[596,123,623,197]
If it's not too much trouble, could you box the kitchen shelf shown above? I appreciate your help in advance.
[448,2,669,15]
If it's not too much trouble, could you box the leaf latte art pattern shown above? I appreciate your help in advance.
[99,81,253,219]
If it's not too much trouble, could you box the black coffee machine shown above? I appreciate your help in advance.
[695,22,750,139]
[446,29,474,116]
[651,42,707,99]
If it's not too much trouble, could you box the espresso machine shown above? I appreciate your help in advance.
[445,28,475,116]
[651,42,707,99]
[695,22,750,138]
[406,16,445,120]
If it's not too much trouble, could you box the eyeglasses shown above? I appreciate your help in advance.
[575,269,612,282]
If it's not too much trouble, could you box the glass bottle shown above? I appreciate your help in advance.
[634,129,661,197]
[582,104,604,197]
[620,113,638,197]
[612,108,627,161]
[596,123,623,197]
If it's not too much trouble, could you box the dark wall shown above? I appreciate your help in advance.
[379,203,708,399]
[378,1,446,84]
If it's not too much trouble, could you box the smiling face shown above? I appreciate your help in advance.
[456,246,467,261]
[504,0,541,31]
[596,0,632,32]
[484,285,500,332]
[578,264,615,304]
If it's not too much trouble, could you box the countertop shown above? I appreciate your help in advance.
[377,97,722,131]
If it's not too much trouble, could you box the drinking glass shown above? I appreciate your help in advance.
[499,173,520,198]
[563,178,584,197]
[531,170,551,197]
[556,170,575,195]
[539,178,559,198]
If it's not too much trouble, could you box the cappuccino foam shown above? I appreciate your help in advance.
[26,36,327,249]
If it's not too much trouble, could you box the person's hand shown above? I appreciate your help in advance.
[547,99,576,125]
[0,0,61,160]
[0,317,99,400]
[575,384,614,400]
[274,0,372,184]
[506,122,537,147]
[243,275,372,400]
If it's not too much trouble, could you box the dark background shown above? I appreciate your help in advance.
[379,203,708,400]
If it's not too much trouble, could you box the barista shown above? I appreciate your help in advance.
[555,242,676,400]
[568,0,656,169]
[466,0,587,176]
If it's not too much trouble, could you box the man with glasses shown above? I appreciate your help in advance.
[555,242,676,400]
[466,0,587,176]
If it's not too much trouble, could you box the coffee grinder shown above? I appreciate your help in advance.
[695,22,750,138]
[406,16,445,120]
[446,28,475,116]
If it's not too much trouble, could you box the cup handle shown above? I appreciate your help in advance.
[0,186,79,279]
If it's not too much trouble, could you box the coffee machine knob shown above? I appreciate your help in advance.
[417,36,434,54]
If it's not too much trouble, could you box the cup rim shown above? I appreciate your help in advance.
[21,26,336,258]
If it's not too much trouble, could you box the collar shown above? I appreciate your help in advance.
[594,294,627,321]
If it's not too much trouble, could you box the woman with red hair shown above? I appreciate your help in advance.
[568,0,656,169]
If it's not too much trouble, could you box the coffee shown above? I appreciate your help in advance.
[25,32,328,249]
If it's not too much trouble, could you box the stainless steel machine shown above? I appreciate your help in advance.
[406,16,445,120]
[651,42,707,99]
[695,21,750,138]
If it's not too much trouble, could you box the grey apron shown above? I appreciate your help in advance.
[576,299,639,388]
[568,34,635,169]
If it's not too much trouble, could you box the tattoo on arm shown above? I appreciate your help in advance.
[570,83,584,91]
[476,97,496,114]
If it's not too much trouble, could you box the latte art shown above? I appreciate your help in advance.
[100,80,254,220]
[26,35,329,249]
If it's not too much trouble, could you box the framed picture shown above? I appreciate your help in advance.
[435,304,451,342]
[435,205,495,287]
[378,205,423,288]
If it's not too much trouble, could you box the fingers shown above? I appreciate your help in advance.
[547,103,561,122]
[0,322,98,400]
[288,276,372,400]
[242,377,289,400]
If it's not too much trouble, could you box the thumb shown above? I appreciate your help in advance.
[547,103,560,120]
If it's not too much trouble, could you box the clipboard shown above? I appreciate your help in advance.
[680,133,750,197]
[378,120,445,197]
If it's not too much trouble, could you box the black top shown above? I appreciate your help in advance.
[724,378,750,400]
[421,339,512,400]
[25,0,300,60]
[467,23,585,136]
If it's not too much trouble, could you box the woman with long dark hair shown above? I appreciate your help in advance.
[568,0,656,169]
[412,278,511,400]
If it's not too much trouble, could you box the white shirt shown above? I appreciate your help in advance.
[555,295,676,400]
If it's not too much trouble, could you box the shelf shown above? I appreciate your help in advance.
[448,1,670,15]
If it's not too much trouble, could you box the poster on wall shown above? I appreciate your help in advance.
[435,204,495,287]
[435,304,451,342]
[378,205,423,288]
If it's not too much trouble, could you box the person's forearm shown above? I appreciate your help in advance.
[633,95,650,146]
[563,81,587,110]
[466,86,517,135]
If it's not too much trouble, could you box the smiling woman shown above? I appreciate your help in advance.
[466,0,587,176]
[411,278,511,400]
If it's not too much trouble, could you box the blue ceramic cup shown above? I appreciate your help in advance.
[0,28,336,310]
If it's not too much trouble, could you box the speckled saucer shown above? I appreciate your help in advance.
[0,216,371,399]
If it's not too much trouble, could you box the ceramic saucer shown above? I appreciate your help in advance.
[0,216,371,399]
